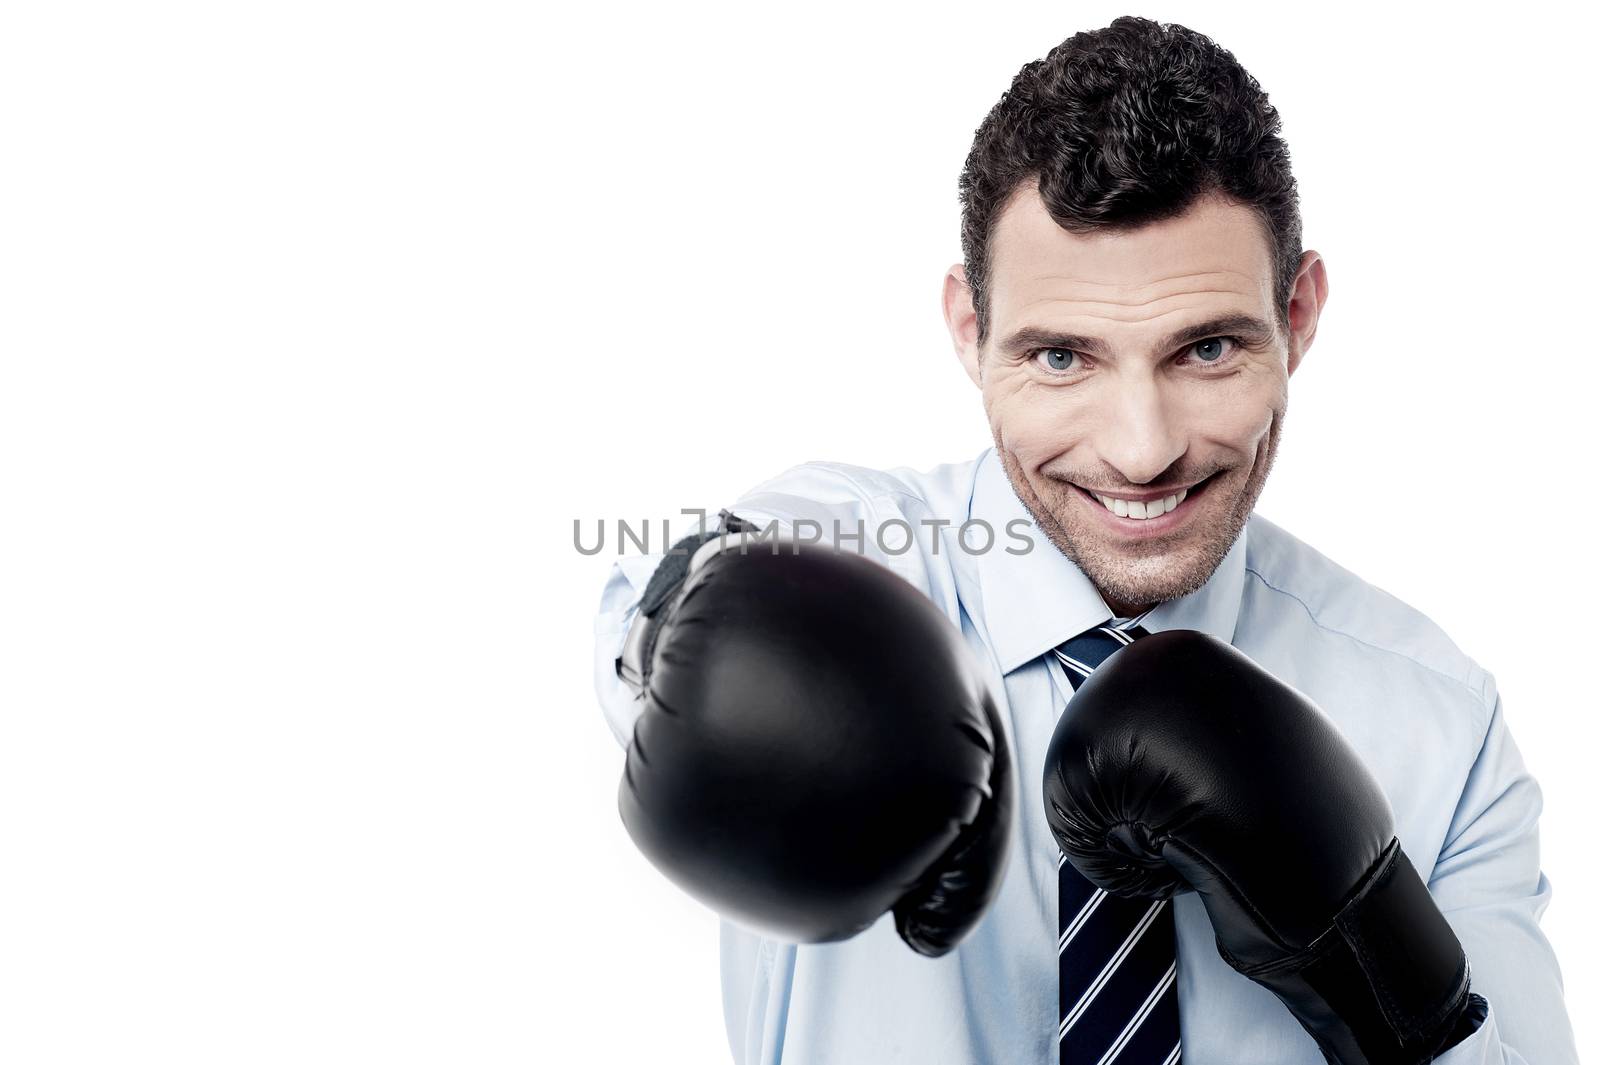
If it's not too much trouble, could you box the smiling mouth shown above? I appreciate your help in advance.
[1069,472,1218,520]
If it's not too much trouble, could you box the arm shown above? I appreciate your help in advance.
[1426,677,1577,1065]
[1048,631,1477,1063]
[594,491,1012,958]
[589,464,966,1062]
[1044,633,1579,1064]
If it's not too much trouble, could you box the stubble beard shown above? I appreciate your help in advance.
[995,410,1285,612]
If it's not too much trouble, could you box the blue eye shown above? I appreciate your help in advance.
[1030,336,1241,376]
[1035,348,1078,373]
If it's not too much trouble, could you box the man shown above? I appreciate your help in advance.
[591,16,1577,1065]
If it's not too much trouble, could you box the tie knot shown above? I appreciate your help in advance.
[1053,622,1151,689]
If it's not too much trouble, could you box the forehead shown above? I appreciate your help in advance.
[987,183,1274,326]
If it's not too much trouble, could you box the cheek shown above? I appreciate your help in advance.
[1196,397,1274,447]
[1184,369,1284,446]
[983,374,1083,464]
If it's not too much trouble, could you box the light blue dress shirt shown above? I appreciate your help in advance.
[591,447,1577,1065]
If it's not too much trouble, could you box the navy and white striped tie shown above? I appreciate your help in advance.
[1054,622,1182,1065]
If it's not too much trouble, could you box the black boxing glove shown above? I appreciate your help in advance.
[1043,629,1480,1064]
[615,515,1014,957]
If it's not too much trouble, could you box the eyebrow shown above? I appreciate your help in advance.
[996,313,1275,359]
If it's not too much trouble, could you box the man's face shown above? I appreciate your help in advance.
[944,181,1325,615]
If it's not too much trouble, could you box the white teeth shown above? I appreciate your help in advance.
[1093,487,1188,520]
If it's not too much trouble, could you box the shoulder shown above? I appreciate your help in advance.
[733,454,982,520]
[1241,513,1495,714]
[727,455,985,611]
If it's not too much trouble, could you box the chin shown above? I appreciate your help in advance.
[1083,554,1215,609]
[1056,502,1243,607]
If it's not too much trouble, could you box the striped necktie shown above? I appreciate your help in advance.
[1054,622,1182,1065]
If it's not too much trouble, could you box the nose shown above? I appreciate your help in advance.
[1093,373,1186,486]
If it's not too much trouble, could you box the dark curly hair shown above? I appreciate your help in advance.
[958,16,1302,347]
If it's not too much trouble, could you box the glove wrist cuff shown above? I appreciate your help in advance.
[1228,839,1471,1065]
[617,510,759,693]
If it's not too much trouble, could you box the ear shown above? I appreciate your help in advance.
[1285,250,1329,379]
[942,264,983,388]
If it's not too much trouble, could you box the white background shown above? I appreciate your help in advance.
[3,1,1594,1061]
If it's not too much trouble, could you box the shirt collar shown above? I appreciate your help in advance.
[970,447,1248,674]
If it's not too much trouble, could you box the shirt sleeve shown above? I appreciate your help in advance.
[1425,675,1578,1064]
[590,545,669,750]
